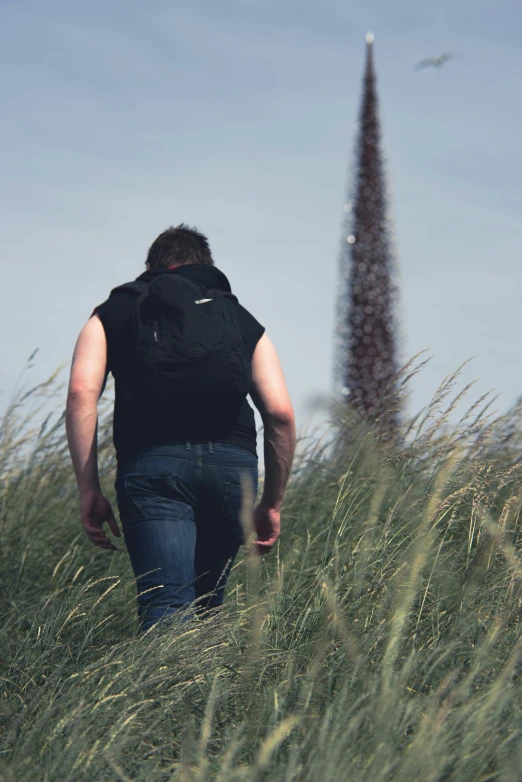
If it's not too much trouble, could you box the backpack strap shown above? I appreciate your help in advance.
[108,281,151,398]
[206,289,247,348]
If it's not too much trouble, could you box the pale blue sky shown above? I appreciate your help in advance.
[1,0,521,435]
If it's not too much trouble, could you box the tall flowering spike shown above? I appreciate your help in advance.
[335,33,402,433]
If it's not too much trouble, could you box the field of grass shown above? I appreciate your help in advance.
[2,358,522,781]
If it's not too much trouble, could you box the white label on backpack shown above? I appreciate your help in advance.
[195,298,213,304]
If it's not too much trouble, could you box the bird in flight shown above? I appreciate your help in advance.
[414,52,459,71]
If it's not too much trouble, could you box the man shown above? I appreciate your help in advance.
[65,224,295,632]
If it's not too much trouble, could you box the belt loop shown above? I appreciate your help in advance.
[208,441,214,454]
[185,441,191,451]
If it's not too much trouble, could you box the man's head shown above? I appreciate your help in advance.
[145,224,214,269]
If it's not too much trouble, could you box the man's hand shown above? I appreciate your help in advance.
[252,503,280,555]
[80,490,121,551]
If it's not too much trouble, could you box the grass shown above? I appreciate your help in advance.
[2,354,522,780]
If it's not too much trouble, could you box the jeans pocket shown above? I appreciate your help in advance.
[122,474,192,519]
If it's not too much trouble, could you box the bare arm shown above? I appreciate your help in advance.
[65,314,120,550]
[249,334,296,551]
[66,315,107,493]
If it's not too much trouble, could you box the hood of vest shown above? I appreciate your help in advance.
[135,264,232,294]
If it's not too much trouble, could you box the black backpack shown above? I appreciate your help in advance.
[111,274,252,403]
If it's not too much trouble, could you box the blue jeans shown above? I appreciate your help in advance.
[114,441,258,632]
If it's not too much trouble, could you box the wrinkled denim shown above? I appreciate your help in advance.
[115,441,258,632]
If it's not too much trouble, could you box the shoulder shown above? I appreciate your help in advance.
[93,289,135,334]
[91,289,137,374]
[233,302,265,354]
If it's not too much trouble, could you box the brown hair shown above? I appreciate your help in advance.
[145,223,214,268]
